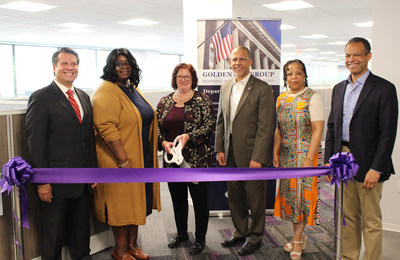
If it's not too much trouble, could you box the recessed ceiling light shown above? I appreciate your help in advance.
[54,23,93,28]
[302,48,319,51]
[281,24,296,30]
[118,19,160,26]
[0,1,55,12]
[301,34,328,39]
[320,51,337,54]
[354,21,373,27]
[59,28,96,33]
[281,44,296,48]
[328,41,347,45]
[263,1,313,11]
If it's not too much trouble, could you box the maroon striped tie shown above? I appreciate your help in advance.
[66,89,82,123]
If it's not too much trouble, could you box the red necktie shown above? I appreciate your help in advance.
[66,89,82,123]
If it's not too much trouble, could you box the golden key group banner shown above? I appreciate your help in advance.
[196,19,281,210]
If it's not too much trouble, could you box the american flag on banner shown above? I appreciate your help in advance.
[211,22,233,64]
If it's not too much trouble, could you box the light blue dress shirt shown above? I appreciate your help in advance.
[342,70,370,142]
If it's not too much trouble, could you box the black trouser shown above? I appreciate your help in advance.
[40,187,91,260]
[168,182,209,243]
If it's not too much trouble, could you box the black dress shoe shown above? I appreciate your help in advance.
[237,241,261,256]
[189,241,205,255]
[168,234,189,248]
[221,236,246,247]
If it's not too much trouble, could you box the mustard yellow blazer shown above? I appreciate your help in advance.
[91,80,161,226]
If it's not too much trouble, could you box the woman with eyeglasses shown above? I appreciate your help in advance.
[273,59,324,260]
[91,48,161,260]
[156,63,215,255]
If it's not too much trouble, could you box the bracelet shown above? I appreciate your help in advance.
[306,156,314,161]
[118,159,129,168]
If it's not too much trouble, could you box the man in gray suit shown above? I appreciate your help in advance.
[215,46,275,256]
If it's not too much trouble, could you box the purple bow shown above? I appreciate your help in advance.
[329,152,359,187]
[328,152,359,231]
[0,156,33,228]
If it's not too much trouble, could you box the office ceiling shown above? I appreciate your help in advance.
[0,0,371,63]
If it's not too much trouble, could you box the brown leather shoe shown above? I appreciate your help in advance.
[128,248,149,260]
[112,248,136,260]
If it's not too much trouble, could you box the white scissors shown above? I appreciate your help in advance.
[164,137,198,184]
[164,136,191,168]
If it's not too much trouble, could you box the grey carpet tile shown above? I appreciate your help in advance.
[91,179,399,260]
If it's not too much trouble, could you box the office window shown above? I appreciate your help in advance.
[14,46,56,96]
[96,49,110,86]
[4,44,183,97]
[155,54,182,90]
[74,49,98,90]
[0,45,14,97]
[137,52,181,91]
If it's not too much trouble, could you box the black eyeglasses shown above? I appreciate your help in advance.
[115,62,131,68]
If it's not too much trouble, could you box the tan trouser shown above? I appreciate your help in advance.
[341,145,383,260]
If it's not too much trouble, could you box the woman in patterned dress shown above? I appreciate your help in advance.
[157,63,215,255]
[273,59,324,260]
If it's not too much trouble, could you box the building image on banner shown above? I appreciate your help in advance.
[197,19,281,212]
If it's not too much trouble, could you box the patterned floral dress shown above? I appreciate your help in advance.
[274,88,320,226]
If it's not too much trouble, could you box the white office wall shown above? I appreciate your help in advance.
[372,0,400,232]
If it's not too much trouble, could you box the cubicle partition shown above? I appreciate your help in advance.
[0,114,15,259]
[0,111,37,260]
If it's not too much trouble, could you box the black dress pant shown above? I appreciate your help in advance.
[168,182,209,243]
[40,187,91,260]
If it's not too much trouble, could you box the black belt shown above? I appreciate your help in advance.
[342,141,350,147]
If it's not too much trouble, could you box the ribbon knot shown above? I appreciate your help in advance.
[1,156,34,228]
[329,152,359,187]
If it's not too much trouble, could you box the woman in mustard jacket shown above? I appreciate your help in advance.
[91,48,161,260]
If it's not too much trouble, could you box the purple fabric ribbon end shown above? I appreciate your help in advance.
[0,156,33,228]
[329,152,359,187]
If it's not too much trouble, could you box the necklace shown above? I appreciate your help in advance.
[174,90,193,101]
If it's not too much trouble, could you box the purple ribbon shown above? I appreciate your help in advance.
[0,156,33,228]
[30,166,330,183]
[1,153,357,230]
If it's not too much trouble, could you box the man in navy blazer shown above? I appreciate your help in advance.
[26,47,97,260]
[325,37,398,260]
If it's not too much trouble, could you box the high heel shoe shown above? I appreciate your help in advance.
[290,241,303,260]
[284,242,293,252]
[284,234,307,253]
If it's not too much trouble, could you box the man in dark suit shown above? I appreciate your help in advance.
[26,47,97,260]
[215,46,275,256]
[325,37,398,260]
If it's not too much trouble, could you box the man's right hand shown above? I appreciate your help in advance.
[217,152,226,166]
[37,184,52,203]
[324,163,332,182]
